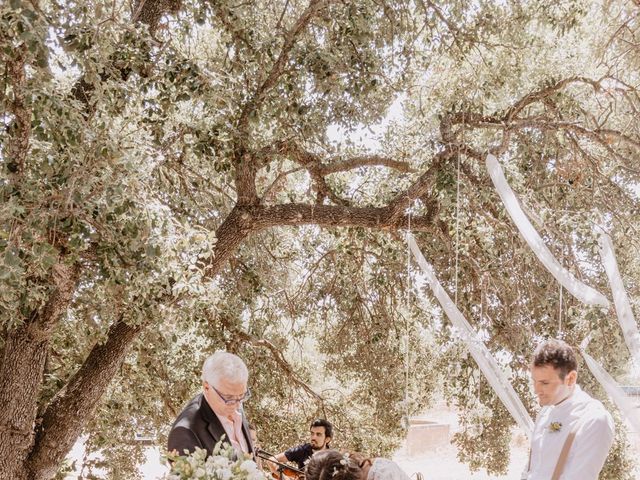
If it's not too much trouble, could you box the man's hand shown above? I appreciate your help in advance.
[268,456,279,474]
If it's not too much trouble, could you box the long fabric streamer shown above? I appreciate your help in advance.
[407,233,534,437]
[486,153,640,437]
[580,342,640,438]
[486,154,609,309]
[598,232,640,366]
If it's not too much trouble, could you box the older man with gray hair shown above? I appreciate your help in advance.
[167,351,254,457]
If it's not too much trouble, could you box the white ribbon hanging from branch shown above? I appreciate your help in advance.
[580,339,640,440]
[486,154,609,309]
[486,153,640,434]
[598,232,640,366]
[407,233,534,437]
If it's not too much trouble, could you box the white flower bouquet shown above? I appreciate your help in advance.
[164,442,269,480]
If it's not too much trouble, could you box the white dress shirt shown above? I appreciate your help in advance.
[216,409,249,454]
[526,385,614,480]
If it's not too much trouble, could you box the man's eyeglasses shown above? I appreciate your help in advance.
[209,383,251,405]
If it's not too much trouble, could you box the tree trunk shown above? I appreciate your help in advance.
[0,327,49,480]
[0,263,79,480]
[26,320,144,480]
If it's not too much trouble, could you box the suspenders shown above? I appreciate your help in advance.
[551,426,578,480]
[526,423,580,480]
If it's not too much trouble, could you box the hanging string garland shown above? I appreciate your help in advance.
[559,284,563,335]
[454,149,461,307]
[402,208,412,430]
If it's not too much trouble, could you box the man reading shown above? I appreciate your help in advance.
[167,351,254,458]
[524,339,614,480]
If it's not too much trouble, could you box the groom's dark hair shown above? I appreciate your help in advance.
[533,339,578,379]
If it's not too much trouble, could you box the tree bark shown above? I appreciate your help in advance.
[0,327,48,480]
[26,320,144,480]
[0,263,79,480]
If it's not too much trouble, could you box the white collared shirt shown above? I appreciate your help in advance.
[215,409,249,454]
[526,385,614,480]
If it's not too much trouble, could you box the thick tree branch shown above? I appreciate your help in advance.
[0,262,79,480]
[251,203,436,231]
[204,207,256,277]
[206,198,438,281]
[235,154,261,206]
[320,155,416,175]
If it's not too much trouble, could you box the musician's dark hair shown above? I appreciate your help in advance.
[310,419,333,439]
[532,339,578,380]
[305,450,360,480]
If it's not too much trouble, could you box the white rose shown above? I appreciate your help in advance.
[240,460,258,473]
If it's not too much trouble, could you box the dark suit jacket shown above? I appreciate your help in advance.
[167,393,254,458]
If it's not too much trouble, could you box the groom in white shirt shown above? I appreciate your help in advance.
[524,339,614,480]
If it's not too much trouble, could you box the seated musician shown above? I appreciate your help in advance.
[268,419,333,473]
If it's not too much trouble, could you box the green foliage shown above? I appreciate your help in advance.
[1,0,640,478]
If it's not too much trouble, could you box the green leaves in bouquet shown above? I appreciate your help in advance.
[164,441,267,480]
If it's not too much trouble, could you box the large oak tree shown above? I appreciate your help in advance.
[1,0,639,478]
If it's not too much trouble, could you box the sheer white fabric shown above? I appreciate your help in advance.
[580,342,640,438]
[598,232,640,366]
[407,233,534,437]
[486,154,609,308]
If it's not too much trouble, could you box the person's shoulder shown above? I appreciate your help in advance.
[167,425,201,456]
[171,394,205,429]
[582,392,611,415]
[285,443,312,457]
[575,390,614,428]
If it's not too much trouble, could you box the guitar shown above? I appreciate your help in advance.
[255,449,305,480]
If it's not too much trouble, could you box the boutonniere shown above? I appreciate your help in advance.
[548,421,563,433]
